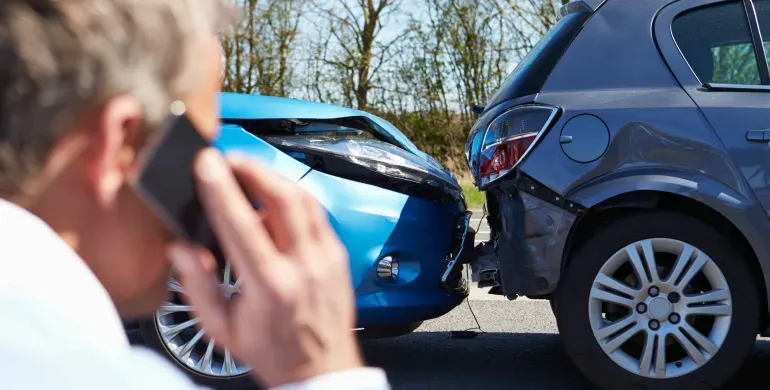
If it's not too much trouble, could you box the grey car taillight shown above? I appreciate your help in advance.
[477,105,559,187]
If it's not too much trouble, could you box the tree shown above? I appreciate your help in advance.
[221,0,307,96]
[311,0,406,110]
[497,0,565,59]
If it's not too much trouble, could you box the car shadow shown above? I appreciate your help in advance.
[361,331,592,390]
[361,332,770,390]
[726,338,770,389]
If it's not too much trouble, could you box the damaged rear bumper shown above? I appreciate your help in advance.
[473,176,579,298]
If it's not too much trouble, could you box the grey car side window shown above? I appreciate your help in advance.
[673,1,763,85]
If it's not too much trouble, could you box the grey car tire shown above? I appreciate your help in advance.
[556,211,759,390]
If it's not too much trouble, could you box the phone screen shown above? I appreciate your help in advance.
[135,112,217,248]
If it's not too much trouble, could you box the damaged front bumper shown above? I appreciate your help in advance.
[441,211,476,295]
[471,175,580,299]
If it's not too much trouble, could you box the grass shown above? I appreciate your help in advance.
[461,181,485,209]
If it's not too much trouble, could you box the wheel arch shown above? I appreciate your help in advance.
[564,171,770,318]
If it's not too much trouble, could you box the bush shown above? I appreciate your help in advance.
[371,109,473,182]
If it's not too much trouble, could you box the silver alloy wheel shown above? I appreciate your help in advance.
[155,262,251,377]
[589,238,731,379]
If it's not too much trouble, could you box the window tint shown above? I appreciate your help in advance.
[757,0,770,64]
[484,10,591,110]
[673,1,762,85]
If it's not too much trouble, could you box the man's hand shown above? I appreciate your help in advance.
[167,148,362,387]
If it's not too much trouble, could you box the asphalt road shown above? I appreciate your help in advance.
[360,297,770,390]
[470,209,489,245]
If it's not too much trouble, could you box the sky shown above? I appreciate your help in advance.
[232,0,542,104]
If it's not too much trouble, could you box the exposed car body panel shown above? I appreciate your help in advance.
[486,183,576,298]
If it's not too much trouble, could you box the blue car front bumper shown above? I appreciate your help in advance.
[298,169,471,328]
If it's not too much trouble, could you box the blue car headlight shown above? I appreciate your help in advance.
[265,135,463,202]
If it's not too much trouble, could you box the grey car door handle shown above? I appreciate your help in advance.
[746,130,770,142]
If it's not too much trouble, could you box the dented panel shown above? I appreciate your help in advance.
[219,92,425,159]
[489,188,575,298]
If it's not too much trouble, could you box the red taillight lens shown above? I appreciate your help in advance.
[475,105,558,187]
[479,133,537,185]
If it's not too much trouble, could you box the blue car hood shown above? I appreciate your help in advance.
[218,92,462,200]
[219,93,435,159]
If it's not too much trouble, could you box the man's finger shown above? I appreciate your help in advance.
[194,148,277,277]
[228,155,313,253]
[305,190,332,241]
[167,242,231,345]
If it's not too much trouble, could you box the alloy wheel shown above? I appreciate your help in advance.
[155,261,251,377]
[588,238,731,379]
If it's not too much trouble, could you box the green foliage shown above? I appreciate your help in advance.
[461,181,486,208]
[370,108,472,180]
[712,44,762,85]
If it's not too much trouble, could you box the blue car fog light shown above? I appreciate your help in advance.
[376,256,399,282]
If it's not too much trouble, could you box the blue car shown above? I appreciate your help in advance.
[131,92,473,388]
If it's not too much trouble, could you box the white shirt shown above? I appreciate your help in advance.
[0,199,390,390]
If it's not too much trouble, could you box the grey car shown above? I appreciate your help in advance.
[464,0,770,388]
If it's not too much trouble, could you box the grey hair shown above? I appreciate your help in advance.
[0,0,236,199]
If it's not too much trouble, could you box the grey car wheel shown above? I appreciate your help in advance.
[588,238,731,379]
[556,211,759,390]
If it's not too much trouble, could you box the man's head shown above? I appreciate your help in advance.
[0,0,235,319]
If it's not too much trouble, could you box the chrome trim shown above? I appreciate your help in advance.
[376,256,399,282]
[482,131,539,150]
[702,83,770,92]
[478,105,560,189]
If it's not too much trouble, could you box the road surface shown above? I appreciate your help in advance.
[362,298,770,390]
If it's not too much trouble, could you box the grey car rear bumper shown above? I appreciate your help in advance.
[480,179,577,299]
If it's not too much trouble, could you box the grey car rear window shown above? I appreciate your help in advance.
[673,1,763,85]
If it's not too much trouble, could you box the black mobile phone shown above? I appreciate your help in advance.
[135,111,217,249]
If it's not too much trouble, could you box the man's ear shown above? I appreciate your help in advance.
[85,95,143,207]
